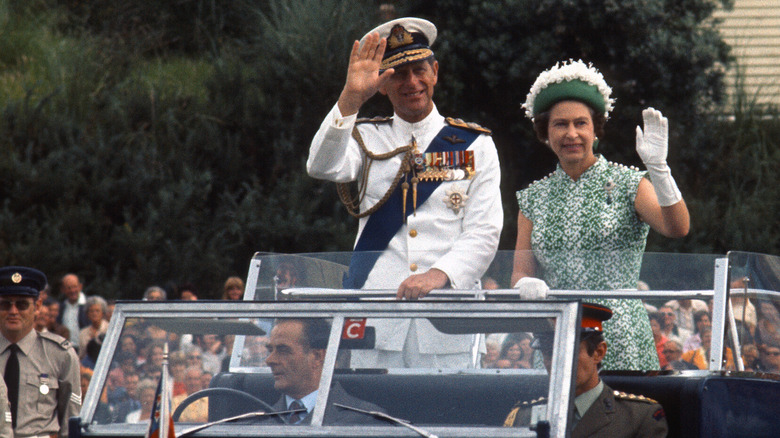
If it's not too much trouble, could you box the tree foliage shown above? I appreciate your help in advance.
[0,0,776,299]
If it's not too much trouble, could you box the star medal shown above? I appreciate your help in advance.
[443,186,468,213]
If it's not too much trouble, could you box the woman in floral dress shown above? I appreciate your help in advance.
[511,60,690,370]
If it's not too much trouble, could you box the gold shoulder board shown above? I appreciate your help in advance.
[613,390,659,404]
[445,117,492,135]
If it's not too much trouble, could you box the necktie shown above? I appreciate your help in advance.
[4,344,20,429]
[288,399,306,424]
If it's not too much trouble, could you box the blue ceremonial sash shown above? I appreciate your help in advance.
[343,124,480,289]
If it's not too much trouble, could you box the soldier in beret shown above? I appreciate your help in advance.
[0,267,81,438]
[307,17,502,368]
[504,303,668,437]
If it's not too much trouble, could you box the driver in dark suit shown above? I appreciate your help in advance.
[264,318,386,425]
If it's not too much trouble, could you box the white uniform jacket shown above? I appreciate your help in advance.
[308,103,503,353]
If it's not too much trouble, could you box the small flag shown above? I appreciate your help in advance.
[146,343,175,438]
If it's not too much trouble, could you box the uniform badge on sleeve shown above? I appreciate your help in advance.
[443,186,468,213]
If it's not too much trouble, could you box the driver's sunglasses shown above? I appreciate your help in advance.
[0,299,33,311]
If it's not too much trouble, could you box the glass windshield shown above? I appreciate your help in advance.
[84,300,577,438]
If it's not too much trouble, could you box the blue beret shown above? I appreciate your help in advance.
[0,266,47,297]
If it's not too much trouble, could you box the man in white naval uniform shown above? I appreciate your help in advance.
[307,17,502,368]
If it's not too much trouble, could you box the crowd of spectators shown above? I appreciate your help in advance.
[34,270,780,424]
[31,273,248,424]
[647,295,780,374]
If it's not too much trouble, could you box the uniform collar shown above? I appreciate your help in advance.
[574,379,603,419]
[392,104,443,141]
[0,329,38,355]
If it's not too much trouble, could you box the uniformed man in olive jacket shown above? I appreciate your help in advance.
[0,266,81,438]
[504,303,668,437]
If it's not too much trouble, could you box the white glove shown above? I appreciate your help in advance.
[635,107,682,206]
[512,277,550,300]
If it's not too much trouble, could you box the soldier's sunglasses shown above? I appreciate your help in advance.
[0,299,33,311]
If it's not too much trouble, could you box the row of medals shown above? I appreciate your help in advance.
[401,142,475,217]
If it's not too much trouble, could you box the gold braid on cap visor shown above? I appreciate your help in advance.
[381,48,433,70]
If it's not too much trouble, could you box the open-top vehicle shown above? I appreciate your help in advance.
[73,250,780,437]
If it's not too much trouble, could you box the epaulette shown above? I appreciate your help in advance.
[356,116,393,124]
[513,396,547,408]
[613,390,658,404]
[39,330,73,350]
[445,117,492,135]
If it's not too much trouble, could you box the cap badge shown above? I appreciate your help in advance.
[388,24,414,50]
[443,186,468,213]
[11,273,22,284]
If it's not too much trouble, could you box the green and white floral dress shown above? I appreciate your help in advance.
[517,155,659,370]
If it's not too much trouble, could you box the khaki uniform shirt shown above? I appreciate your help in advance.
[0,330,81,438]
[504,382,668,438]
[0,377,12,438]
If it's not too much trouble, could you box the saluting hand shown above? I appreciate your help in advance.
[337,32,395,117]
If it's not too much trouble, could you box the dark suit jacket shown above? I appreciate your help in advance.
[269,382,388,426]
[56,299,90,329]
[505,383,668,438]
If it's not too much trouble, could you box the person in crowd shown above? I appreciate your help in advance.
[196,334,225,375]
[262,318,387,425]
[504,303,668,436]
[118,334,141,365]
[682,310,711,353]
[681,326,734,370]
[274,262,300,291]
[660,340,685,371]
[141,342,165,381]
[758,343,780,373]
[200,370,213,390]
[222,276,244,300]
[79,296,109,358]
[307,17,502,368]
[168,351,188,397]
[177,283,199,301]
[663,299,708,334]
[756,301,780,348]
[511,60,690,371]
[34,302,50,332]
[496,333,534,369]
[0,267,81,437]
[44,298,71,340]
[112,370,141,423]
[57,273,90,347]
[220,334,235,372]
[740,343,760,371]
[172,366,209,422]
[730,278,757,345]
[657,305,691,346]
[482,336,501,368]
[81,335,104,370]
[105,299,116,323]
[648,312,669,368]
[185,345,205,371]
[142,286,166,301]
[125,379,157,423]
